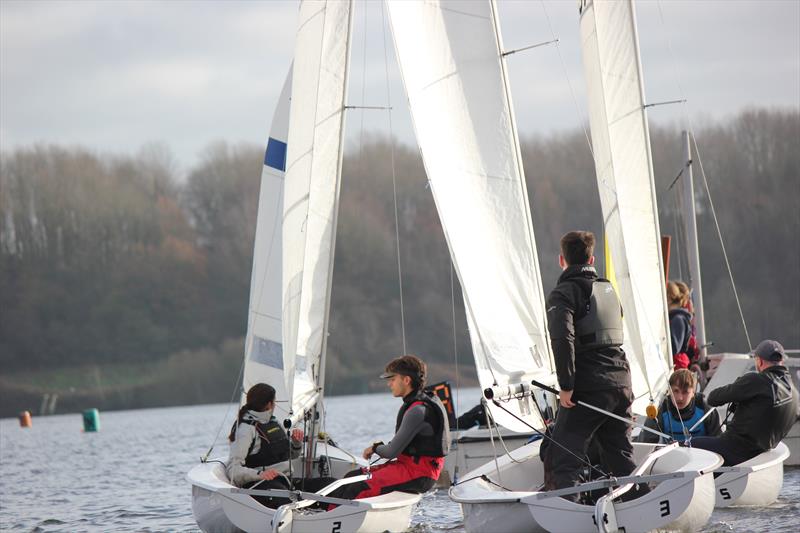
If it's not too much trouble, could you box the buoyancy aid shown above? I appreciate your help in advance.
[237,416,291,468]
[660,402,708,442]
[574,279,625,352]
[396,390,451,458]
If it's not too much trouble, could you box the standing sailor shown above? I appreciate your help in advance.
[332,355,450,500]
[543,231,637,497]
[692,339,799,466]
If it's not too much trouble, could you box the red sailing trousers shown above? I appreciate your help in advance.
[351,453,443,499]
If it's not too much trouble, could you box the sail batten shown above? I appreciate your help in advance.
[580,0,671,413]
[388,0,551,432]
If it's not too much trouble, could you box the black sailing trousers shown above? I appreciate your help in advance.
[544,387,636,496]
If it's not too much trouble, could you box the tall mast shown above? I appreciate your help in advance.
[682,130,707,359]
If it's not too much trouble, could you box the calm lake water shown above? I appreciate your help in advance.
[1,389,798,532]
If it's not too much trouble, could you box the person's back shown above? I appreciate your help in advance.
[548,266,630,393]
[693,339,799,466]
[666,281,694,369]
[709,364,798,453]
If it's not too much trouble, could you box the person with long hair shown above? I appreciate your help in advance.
[667,280,694,369]
[227,383,335,507]
[227,383,300,488]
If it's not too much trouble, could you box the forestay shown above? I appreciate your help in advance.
[579,0,671,412]
[242,69,293,419]
[388,0,552,432]
[283,0,353,421]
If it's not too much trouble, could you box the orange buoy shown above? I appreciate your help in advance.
[19,411,32,427]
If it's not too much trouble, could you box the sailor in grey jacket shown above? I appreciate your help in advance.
[226,408,303,487]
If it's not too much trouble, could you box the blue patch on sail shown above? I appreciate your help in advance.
[250,337,283,369]
[264,138,287,171]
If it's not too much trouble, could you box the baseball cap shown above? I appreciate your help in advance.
[752,339,785,362]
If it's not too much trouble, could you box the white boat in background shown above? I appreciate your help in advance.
[440,425,536,487]
[188,1,422,531]
[433,0,722,530]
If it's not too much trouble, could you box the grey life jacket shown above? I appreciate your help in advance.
[574,279,625,352]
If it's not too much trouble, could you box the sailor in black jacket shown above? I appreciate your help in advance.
[692,339,799,466]
[543,231,637,497]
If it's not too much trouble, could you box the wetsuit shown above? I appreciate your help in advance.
[692,365,799,465]
[639,393,721,443]
[333,390,448,500]
[544,264,636,497]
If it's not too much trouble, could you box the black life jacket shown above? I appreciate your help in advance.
[573,278,624,352]
[395,391,451,458]
[234,416,291,468]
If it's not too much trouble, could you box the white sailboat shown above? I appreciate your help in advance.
[187,1,422,531]
[386,0,556,489]
[441,0,721,531]
[670,134,795,505]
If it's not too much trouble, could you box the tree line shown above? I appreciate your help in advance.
[0,107,797,415]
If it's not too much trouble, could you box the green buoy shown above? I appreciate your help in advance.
[82,408,100,432]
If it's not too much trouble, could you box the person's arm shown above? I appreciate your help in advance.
[226,424,263,487]
[706,373,761,407]
[289,428,303,459]
[372,404,427,459]
[704,406,722,437]
[547,288,577,392]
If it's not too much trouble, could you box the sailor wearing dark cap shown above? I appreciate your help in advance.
[326,354,450,502]
[691,339,799,466]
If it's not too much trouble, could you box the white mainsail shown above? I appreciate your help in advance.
[579,0,671,413]
[283,0,353,420]
[242,69,293,419]
[388,0,552,432]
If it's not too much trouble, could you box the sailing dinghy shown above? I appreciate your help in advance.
[188,1,423,531]
[438,0,723,530]
[663,136,795,508]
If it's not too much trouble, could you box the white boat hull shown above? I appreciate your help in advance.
[714,441,790,507]
[450,441,722,533]
[439,426,535,487]
[187,444,420,533]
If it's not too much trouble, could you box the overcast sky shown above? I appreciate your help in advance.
[1,0,798,173]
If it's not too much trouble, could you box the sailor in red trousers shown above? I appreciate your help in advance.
[332,355,450,500]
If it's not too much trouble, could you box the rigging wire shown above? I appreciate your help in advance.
[654,0,752,349]
[691,131,751,349]
[380,0,407,354]
[449,260,466,482]
[540,0,595,160]
[490,398,609,478]
[202,358,246,462]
